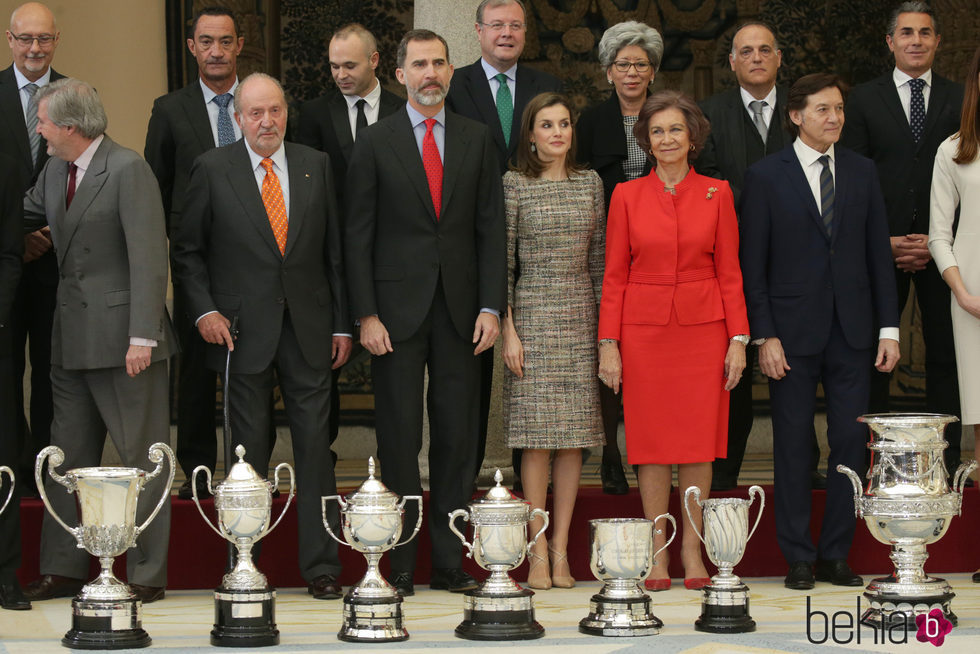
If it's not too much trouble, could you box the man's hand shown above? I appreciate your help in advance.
[198,312,234,350]
[360,315,393,356]
[125,344,153,378]
[472,312,499,355]
[891,234,931,272]
[759,337,791,380]
[24,227,53,263]
[875,338,900,373]
[332,335,353,369]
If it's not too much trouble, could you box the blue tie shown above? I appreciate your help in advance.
[214,93,236,147]
[909,78,926,143]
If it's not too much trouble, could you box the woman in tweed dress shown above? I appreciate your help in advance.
[501,93,605,590]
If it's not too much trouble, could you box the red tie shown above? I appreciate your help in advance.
[422,118,442,219]
[66,163,77,209]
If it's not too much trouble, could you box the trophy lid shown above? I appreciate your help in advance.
[218,445,272,493]
[345,457,401,509]
[469,470,528,510]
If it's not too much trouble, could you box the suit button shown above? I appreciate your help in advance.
[830,249,834,256]
[83,247,90,253]
[276,297,285,305]
[78,273,84,280]
[81,302,87,308]
[60,274,65,280]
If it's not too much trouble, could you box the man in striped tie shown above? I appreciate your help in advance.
[739,73,900,592]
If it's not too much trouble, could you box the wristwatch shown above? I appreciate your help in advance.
[730,334,750,345]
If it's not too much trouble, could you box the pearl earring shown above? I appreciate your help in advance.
[530,142,536,152]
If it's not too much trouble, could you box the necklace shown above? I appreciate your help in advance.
[663,184,676,195]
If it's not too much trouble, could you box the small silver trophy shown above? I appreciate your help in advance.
[191,445,295,647]
[838,413,977,629]
[35,442,174,650]
[578,515,676,636]
[321,458,422,642]
[0,466,13,516]
[684,485,765,633]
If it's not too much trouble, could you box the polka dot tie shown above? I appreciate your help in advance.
[909,77,925,143]
[260,158,287,255]
[494,73,513,147]
[422,118,442,220]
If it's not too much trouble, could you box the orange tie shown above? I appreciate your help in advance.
[260,158,287,255]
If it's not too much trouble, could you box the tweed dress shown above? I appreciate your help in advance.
[503,169,606,449]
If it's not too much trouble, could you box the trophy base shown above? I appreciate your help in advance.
[694,584,756,634]
[861,585,957,631]
[455,587,544,640]
[211,587,279,647]
[579,592,662,636]
[339,593,408,642]
[62,597,150,650]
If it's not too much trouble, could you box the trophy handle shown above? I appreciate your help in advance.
[395,495,423,547]
[260,462,296,539]
[683,486,707,549]
[836,464,864,518]
[526,508,550,551]
[320,495,348,546]
[135,442,175,537]
[745,484,766,544]
[190,466,227,541]
[952,460,978,501]
[0,466,14,516]
[448,508,474,556]
[651,512,677,563]
[34,446,82,544]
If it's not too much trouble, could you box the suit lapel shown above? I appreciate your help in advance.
[47,160,68,265]
[58,137,111,266]
[328,94,355,164]
[874,76,914,143]
[781,147,828,241]
[511,65,537,159]
[181,82,218,151]
[440,113,469,217]
[724,89,750,181]
[378,90,401,119]
[830,148,849,246]
[921,76,950,149]
[283,144,310,259]
[386,109,439,221]
[0,67,33,172]
[466,62,507,157]
[226,142,283,258]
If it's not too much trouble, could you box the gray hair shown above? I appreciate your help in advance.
[476,0,526,24]
[887,2,938,36]
[36,78,106,139]
[233,72,286,115]
[729,21,780,56]
[598,21,664,72]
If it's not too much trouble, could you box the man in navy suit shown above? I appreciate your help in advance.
[740,73,900,590]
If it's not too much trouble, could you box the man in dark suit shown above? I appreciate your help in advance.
[346,29,506,596]
[445,0,561,479]
[144,6,245,500]
[1,2,63,494]
[173,73,351,600]
[23,79,175,604]
[841,2,964,478]
[295,23,400,452]
[740,73,900,591]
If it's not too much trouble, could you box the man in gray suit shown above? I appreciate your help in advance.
[173,73,351,600]
[22,78,175,603]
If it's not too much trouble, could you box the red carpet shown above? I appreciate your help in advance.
[16,485,978,588]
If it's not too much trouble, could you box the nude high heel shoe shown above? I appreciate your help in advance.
[549,548,575,588]
[526,550,552,590]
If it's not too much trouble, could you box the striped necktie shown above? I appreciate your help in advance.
[818,155,834,237]
[25,83,40,163]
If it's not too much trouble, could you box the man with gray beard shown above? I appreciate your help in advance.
[345,29,506,597]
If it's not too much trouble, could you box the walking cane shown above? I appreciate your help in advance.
[223,316,239,566]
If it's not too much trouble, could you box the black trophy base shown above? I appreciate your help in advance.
[62,597,150,649]
[861,588,957,631]
[455,587,544,641]
[338,593,408,642]
[578,592,662,637]
[694,584,756,634]
[212,587,279,647]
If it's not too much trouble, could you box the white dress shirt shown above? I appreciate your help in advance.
[199,77,242,146]
[892,67,932,122]
[739,85,778,130]
[244,140,290,216]
[343,78,382,138]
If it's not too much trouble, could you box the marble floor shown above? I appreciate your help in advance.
[2,576,978,653]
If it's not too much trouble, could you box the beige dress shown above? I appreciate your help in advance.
[503,169,606,449]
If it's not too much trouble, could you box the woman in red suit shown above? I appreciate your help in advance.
[598,90,750,591]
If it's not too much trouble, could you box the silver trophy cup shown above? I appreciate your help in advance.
[838,413,976,630]
[0,466,13,516]
[322,457,422,642]
[685,485,764,633]
[192,445,295,647]
[35,442,174,650]
[578,514,677,636]
[449,470,549,641]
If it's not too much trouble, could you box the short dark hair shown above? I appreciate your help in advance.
[396,29,450,69]
[513,92,584,178]
[785,73,848,138]
[189,6,241,39]
[887,2,939,37]
[634,90,711,165]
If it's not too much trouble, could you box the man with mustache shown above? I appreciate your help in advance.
[173,73,351,600]
[346,29,506,596]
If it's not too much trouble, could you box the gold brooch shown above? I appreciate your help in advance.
[706,187,718,199]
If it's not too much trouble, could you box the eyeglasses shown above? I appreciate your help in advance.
[481,21,525,33]
[612,60,652,73]
[10,32,56,47]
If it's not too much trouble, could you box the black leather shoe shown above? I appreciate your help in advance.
[23,574,85,601]
[390,571,414,597]
[784,561,815,590]
[430,568,478,592]
[815,559,863,586]
[810,471,827,490]
[0,581,31,610]
[307,574,342,599]
[130,584,165,603]
[601,462,628,495]
[972,570,980,584]
[711,477,737,492]
[177,476,212,501]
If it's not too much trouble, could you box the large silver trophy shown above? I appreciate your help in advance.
[578,515,676,636]
[838,413,976,630]
[684,485,764,633]
[449,470,549,640]
[322,457,422,642]
[0,466,13,516]
[191,445,295,647]
[35,442,174,650]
